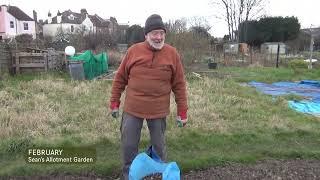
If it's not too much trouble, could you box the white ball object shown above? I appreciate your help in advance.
[65,46,75,56]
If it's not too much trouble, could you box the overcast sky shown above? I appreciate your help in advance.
[4,0,320,37]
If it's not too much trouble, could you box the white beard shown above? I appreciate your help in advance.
[146,37,165,50]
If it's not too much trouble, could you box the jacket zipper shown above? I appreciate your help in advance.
[151,51,156,68]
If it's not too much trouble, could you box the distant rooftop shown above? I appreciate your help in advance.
[1,5,33,21]
[302,27,320,37]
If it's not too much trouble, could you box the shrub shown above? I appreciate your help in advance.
[108,49,124,67]
[15,34,33,44]
[288,59,308,69]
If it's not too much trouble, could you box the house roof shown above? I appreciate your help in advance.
[89,14,110,27]
[7,6,33,21]
[47,10,111,27]
[302,28,320,38]
[50,10,83,24]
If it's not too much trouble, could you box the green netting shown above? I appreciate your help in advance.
[69,50,108,80]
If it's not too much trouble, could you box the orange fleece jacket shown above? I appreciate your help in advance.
[110,41,188,119]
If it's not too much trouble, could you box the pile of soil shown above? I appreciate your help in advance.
[184,159,320,180]
[8,159,320,180]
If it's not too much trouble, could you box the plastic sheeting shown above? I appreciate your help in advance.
[288,101,320,116]
[249,80,320,116]
[69,50,108,80]
[129,146,180,180]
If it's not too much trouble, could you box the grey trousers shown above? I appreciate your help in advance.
[120,112,167,180]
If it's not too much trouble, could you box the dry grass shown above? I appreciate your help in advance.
[0,77,120,144]
[181,76,318,135]
[1,68,320,176]
[1,72,318,144]
[108,49,125,67]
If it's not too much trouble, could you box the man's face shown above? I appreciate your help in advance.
[145,29,166,50]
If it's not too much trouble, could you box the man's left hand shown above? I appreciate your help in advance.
[177,110,187,127]
[110,101,120,118]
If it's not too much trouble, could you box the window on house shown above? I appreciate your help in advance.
[69,15,74,20]
[0,36,2,40]
[10,21,14,28]
[71,25,74,32]
[24,23,28,30]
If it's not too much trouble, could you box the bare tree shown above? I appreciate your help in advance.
[164,17,212,68]
[165,19,188,34]
[212,0,266,41]
[245,0,265,21]
[188,16,212,32]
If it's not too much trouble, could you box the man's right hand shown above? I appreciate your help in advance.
[110,101,120,118]
[111,109,119,118]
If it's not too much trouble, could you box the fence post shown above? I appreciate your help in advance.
[44,53,48,72]
[276,43,280,68]
[250,46,253,64]
[47,49,52,70]
[15,53,20,74]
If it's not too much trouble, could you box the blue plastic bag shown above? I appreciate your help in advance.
[129,146,180,180]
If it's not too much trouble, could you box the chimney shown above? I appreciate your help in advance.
[33,10,37,22]
[57,10,62,23]
[81,8,87,15]
[48,11,52,24]
[0,5,8,12]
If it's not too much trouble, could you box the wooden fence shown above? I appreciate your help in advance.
[11,48,65,74]
[1,43,65,74]
[0,43,11,73]
[215,51,292,68]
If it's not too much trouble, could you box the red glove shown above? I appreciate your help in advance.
[110,101,120,118]
[177,110,187,127]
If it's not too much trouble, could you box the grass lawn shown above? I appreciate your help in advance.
[0,67,320,177]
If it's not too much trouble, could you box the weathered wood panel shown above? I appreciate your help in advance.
[13,50,64,73]
[0,43,11,73]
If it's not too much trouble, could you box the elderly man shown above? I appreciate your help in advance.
[109,14,188,180]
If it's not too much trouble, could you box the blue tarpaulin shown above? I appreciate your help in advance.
[129,146,180,180]
[249,80,320,116]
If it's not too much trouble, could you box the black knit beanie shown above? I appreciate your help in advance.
[144,14,166,35]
